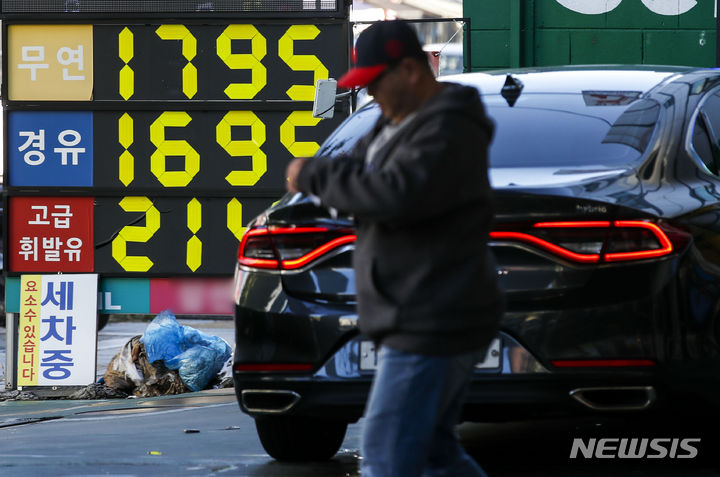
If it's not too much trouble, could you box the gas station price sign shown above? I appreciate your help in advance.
[3,13,349,277]
[7,23,346,102]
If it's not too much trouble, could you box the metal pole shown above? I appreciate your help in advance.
[510,0,521,68]
[465,17,471,73]
[5,313,15,390]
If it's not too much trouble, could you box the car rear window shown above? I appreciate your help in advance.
[316,92,660,168]
[315,103,381,158]
[486,94,660,168]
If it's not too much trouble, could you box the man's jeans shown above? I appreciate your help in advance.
[361,346,489,477]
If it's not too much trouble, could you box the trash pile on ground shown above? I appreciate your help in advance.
[102,310,233,397]
[68,383,129,400]
[0,385,130,401]
[0,390,41,401]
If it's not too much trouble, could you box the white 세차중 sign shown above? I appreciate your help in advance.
[556,0,698,15]
[17,274,98,387]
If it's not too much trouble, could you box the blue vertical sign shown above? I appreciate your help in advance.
[8,111,93,186]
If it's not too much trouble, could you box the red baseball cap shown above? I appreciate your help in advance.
[338,20,426,89]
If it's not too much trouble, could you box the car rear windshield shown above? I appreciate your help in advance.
[486,94,660,168]
[315,103,380,158]
[316,93,660,168]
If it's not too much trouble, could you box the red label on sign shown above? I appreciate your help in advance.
[9,197,94,272]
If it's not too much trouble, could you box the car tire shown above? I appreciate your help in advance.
[255,416,347,461]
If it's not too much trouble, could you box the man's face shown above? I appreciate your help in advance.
[367,60,414,123]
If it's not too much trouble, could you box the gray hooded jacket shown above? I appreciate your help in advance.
[297,82,503,355]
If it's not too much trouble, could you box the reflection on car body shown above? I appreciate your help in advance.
[232,66,720,461]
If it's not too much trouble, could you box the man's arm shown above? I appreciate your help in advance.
[288,113,491,224]
[286,157,308,194]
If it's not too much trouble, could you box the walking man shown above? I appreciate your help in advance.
[286,20,503,477]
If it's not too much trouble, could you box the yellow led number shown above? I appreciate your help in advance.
[156,25,198,99]
[150,112,200,187]
[278,25,329,101]
[119,25,198,100]
[118,28,134,100]
[113,24,332,271]
[117,24,329,100]
[114,110,263,272]
[118,113,134,186]
[217,25,267,99]
[217,111,266,186]
[120,111,267,188]
[112,197,160,272]
[110,196,245,272]
[186,198,202,271]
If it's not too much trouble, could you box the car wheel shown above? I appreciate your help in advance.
[255,415,347,461]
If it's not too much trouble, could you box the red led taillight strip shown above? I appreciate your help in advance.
[238,257,279,269]
[237,228,279,269]
[268,226,331,234]
[281,235,357,269]
[604,221,673,262]
[489,231,601,263]
[552,359,656,368]
[533,221,611,228]
[237,226,357,270]
[490,220,674,264]
[491,221,612,263]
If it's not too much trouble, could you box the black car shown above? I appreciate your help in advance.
[232,66,720,461]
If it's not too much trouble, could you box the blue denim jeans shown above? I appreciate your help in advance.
[361,345,489,477]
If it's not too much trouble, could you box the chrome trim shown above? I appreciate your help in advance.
[241,389,301,415]
[569,386,656,412]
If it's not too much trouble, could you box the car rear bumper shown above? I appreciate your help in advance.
[232,331,694,422]
[233,265,720,422]
[233,372,679,422]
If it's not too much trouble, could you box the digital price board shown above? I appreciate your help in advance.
[3,8,350,282]
[93,196,272,274]
[7,23,346,102]
[92,24,345,101]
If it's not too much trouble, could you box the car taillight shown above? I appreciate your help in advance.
[237,226,356,270]
[490,220,683,264]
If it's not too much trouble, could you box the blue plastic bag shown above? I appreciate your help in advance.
[140,310,232,391]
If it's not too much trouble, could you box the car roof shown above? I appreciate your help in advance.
[423,43,462,55]
[441,65,707,96]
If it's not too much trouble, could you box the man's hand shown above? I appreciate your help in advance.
[286,157,308,193]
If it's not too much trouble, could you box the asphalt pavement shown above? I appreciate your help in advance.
[0,388,363,476]
[3,318,720,476]
[1,316,364,476]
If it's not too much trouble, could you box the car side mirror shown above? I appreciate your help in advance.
[313,78,338,119]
